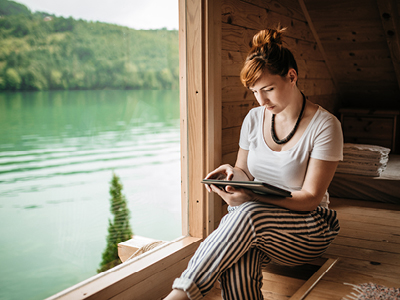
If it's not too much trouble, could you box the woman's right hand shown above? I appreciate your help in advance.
[204,164,252,192]
[203,164,235,192]
[205,164,235,181]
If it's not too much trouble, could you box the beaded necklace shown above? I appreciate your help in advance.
[271,92,306,145]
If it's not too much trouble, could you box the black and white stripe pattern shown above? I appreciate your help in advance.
[173,201,340,300]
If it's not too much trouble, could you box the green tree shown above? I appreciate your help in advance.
[98,173,133,273]
[0,0,179,91]
[0,0,31,16]
[5,67,21,89]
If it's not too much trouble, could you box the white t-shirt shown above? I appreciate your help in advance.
[239,106,343,206]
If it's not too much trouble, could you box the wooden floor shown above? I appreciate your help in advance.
[204,197,400,299]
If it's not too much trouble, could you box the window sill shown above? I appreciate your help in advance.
[47,236,202,300]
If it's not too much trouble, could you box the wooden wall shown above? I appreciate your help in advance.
[220,0,338,166]
[304,0,400,109]
[212,0,400,226]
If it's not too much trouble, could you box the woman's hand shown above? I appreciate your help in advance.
[209,184,256,207]
[205,164,235,181]
[204,164,250,193]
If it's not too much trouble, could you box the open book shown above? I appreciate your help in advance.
[201,179,292,198]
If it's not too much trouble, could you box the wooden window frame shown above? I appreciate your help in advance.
[47,0,221,299]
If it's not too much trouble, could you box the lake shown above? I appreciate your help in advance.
[0,90,182,300]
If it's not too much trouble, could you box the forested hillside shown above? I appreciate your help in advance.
[0,0,179,90]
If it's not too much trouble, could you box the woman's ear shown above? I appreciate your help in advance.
[288,68,298,85]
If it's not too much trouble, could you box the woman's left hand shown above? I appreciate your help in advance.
[209,184,256,207]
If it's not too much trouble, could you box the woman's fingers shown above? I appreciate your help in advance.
[205,164,234,180]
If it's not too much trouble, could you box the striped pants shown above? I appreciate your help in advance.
[172,201,340,300]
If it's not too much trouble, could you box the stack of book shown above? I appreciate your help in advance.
[336,143,391,177]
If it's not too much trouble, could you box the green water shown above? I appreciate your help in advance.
[0,90,182,300]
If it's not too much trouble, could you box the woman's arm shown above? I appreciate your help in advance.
[204,148,252,181]
[210,155,339,211]
[255,158,339,211]
[234,148,254,181]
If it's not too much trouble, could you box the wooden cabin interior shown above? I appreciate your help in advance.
[48,0,400,299]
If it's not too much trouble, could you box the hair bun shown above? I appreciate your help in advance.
[251,27,286,48]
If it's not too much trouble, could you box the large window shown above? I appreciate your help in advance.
[0,1,181,300]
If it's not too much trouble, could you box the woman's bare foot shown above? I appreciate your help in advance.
[163,289,189,300]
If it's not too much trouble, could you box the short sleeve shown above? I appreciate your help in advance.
[310,114,344,161]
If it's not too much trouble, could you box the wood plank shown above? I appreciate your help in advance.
[222,100,256,129]
[221,0,314,42]
[338,227,400,245]
[324,46,392,61]
[222,76,254,102]
[337,209,400,226]
[262,273,306,298]
[319,265,400,287]
[304,0,379,20]
[334,236,400,254]
[296,60,333,79]
[222,126,241,155]
[341,117,394,140]
[337,218,400,236]
[377,0,400,93]
[222,151,237,165]
[312,24,388,43]
[111,256,190,300]
[304,280,362,300]
[221,50,248,77]
[205,0,223,234]
[221,50,332,79]
[186,0,207,239]
[340,90,400,106]
[325,256,400,282]
[325,243,400,266]
[298,78,336,96]
[289,258,338,300]
[334,74,397,88]
[332,62,396,76]
[179,0,189,238]
[307,262,400,299]
[49,237,201,300]
[243,0,307,22]
[221,23,323,60]
[298,0,340,97]
[330,197,400,212]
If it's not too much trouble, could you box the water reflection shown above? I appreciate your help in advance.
[0,90,181,300]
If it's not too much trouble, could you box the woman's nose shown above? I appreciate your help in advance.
[257,94,269,106]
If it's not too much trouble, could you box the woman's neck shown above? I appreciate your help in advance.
[274,88,304,122]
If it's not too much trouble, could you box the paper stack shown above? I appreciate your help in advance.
[336,143,391,177]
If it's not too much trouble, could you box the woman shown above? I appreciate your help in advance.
[165,27,343,300]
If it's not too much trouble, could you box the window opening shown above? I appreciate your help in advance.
[0,1,180,299]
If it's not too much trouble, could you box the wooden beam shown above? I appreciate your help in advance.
[298,0,340,94]
[184,0,223,238]
[289,258,339,300]
[376,0,400,98]
[179,0,189,238]
[47,237,202,300]
[185,0,208,239]
[205,0,223,234]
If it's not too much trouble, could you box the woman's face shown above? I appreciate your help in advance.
[249,69,296,114]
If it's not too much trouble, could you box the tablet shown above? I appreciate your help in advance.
[201,179,292,198]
